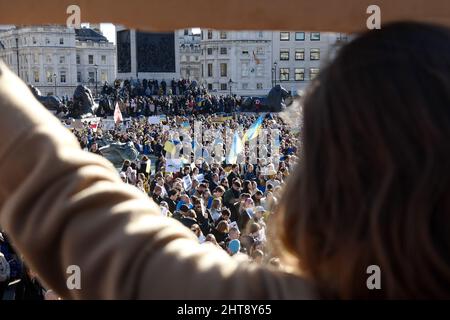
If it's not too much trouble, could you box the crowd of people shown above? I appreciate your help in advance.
[1,109,300,300]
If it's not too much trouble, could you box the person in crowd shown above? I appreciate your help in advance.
[4,23,449,299]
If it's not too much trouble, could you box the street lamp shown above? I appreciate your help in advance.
[228,78,233,96]
[94,64,98,97]
[53,73,57,97]
[273,61,278,86]
[271,67,275,87]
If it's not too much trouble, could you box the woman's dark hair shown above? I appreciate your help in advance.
[277,22,450,299]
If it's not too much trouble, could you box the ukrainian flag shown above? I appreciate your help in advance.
[243,114,265,142]
[164,140,176,155]
[227,132,244,164]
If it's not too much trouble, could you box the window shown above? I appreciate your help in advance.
[46,54,52,64]
[241,63,249,77]
[101,55,106,63]
[207,30,213,39]
[256,64,264,77]
[89,71,95,83]
[258,31,264,38]
[242,83,248,89]
[59,56,65,64]
[220,47,227,55]
[295,68,305,81]
[257,83,263,90]
[45,38,50,45]
[88,55,94,64]
[220,31,227,39]
[184,29,189,36]
[295,49,305,60]
[280,32,290,41]
[101,71,107,83]
[242,50,249,55]
[256,47,264,55]
[60,71,66,83]
[280,68,290,81]
[76,55,80,64]
[295,32,305,41]
[201,64,204,77]
[207,48,213,55]
[77,71,81,83]
[310,68,320,80]
[220,83,227,91]
[207,83,213,91]
[207,63,213,77]
[32,37,37,45]
[220,63,227,77]
[25,71,29,82]
[310,49,320,60]
[280,49,289,61]
[59,38,64,45]
[33,70,39,83]
[46,71,54,83]
[33,53,39,64]
[310,32,321,41]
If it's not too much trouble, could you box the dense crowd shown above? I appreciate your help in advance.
[0,111,299,300]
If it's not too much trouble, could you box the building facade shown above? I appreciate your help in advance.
[199,29,348,97]
[200,30,273,96]
[178,29,201,82]
[0,25,116,97]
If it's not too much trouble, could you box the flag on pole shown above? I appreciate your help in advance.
[243,114,265,142]
[114,102,123,124]
[227,132,243,164]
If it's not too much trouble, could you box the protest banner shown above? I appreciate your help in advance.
[182,175,192,191]
[166,159,183,173]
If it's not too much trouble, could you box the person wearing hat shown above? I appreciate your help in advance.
[227,239,241,256]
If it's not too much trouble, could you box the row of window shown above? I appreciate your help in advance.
[280,48,320,61]
[278,67,320,81]
[204,47,265,56]
[11,37,66,47]
[203,63,267,78]
[280,32,320,41]
[202,30,266,40]
[26,69,108,84]
[76,54,107,65]
[14,53,107,65]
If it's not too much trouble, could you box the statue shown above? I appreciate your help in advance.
[267,85,291,112]
[99,141,140,168]
[70,85,98,118]
[29,85,64,114]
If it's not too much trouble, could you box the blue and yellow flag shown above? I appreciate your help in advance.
[164,140,176,155]
[243,114,265,142]
[227,132,244,164]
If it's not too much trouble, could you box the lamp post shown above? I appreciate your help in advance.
[273,61,278,86]
[271,67,275,87]
[53,73,57,97]
[15,38,19,76]
[228,78,233,96]
[94,64,98,97]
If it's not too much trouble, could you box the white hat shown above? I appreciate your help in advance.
[255,206,266,213]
